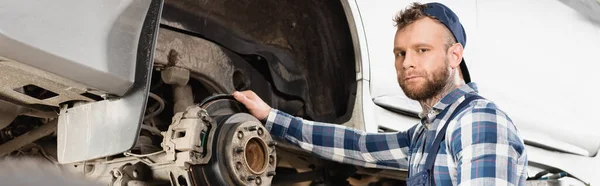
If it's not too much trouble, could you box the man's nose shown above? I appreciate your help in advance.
[402,52,415,70]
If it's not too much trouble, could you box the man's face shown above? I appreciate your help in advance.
[393,17,453,101]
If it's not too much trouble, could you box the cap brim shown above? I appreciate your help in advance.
[459,58,471,83]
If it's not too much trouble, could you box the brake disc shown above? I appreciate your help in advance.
[191,96,277,186]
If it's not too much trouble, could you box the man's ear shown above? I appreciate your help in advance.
[448,43,463,69]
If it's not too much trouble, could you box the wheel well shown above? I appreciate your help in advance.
[160,0,356,123]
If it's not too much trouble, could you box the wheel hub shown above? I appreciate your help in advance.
[191,97,276,186]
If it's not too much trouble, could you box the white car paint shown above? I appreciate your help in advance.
[0,0,149,96]
[352,0,600,184]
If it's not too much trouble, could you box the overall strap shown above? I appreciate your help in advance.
[423,95,484,170]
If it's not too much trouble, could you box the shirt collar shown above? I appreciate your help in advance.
[420,82,479,124]
[433,82,479,111]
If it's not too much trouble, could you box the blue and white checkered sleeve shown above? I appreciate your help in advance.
[265,109,412,169]
[448,101,527,186]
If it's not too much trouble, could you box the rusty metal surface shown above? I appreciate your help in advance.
[185,98,276,186]
[223,120,276,186]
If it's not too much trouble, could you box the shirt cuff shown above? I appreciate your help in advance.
[264,108,292,138]
[264,108,277,131]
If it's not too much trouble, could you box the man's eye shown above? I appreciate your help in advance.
[417,49,429,53]
[396,51,406,57]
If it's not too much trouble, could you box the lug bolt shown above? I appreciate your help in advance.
[237,131,244,139]
[235,147,244,153]
[247,125,257,131]
[236,162,243,170]
[257,128,264,136]
[268,141,277,147]
[247,175,256,181]
[267,171,276,177]
[113,170,122,178]
[255,177,262,185]
[269,156,274,165]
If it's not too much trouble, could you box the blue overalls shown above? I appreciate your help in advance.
[406,95,483,186]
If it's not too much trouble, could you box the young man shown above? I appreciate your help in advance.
[233,2,527,185]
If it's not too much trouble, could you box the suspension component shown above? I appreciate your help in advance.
[62,96,276,186]
[161,105,214,167]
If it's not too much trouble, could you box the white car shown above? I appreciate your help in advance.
[0,0,597,185]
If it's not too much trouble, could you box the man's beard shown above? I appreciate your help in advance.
[398,61,450,101]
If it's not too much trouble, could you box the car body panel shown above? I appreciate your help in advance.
[355,0,600,183]
[339,0,378,133]
[0,0,150,96]
[57,0,163,163]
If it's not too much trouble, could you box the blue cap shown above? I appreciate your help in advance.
[423,2,471,83]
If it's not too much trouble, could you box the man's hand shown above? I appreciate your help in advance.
[232,90,272,120]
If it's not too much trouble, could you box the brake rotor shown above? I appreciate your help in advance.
[191,96,276,186]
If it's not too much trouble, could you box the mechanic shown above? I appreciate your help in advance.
[233,2,527,186]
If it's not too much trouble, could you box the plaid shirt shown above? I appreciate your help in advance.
[265,83,528,185]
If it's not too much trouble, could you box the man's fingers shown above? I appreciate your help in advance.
[233,91,252,106]
[241,90,259,100]
[232,90,270,120]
